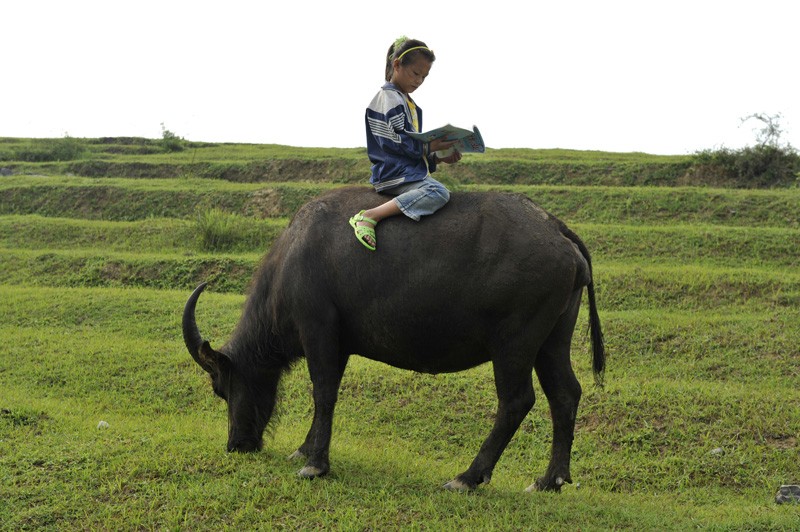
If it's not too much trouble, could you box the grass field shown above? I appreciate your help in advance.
[1,139,798,529]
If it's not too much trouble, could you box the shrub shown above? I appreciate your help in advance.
[195,208,245,252]
[690,112,800,188]
[10,135,89,162]
[160,123,185,152]
[691,144,800,188]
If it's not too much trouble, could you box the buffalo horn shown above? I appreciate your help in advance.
[182,282,218,374]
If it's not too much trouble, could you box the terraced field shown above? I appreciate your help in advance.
[1,139,798,529]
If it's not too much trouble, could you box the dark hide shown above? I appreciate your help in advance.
[183,186,605,492]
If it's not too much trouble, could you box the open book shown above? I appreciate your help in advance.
[406,124,485,153]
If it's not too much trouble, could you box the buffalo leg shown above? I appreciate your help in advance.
[530,294,582,492]
[293,329,348,478]
[445,359,536,490]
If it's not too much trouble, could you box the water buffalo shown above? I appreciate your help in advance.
[183,186,605,492]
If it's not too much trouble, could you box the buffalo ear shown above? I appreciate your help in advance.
[196,341,229,376]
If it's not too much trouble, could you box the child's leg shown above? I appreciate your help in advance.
[362,199,402,225]
[392,177,450,221]
[350,177,450,249]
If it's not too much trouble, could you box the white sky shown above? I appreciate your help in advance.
[2,0,798,155]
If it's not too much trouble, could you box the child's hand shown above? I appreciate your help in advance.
[429,138,457,153]
[429,138,461,164]
[437,149,462,164]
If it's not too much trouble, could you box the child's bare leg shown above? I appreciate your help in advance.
[362,199,401,225]
[356,200,401,247]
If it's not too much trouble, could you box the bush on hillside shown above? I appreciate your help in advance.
[195,208,244,251]
[691,144,800,188]
[194,208,279,252]
[690,113,800,188]
[5,135,89,162]
[160,123,185,152]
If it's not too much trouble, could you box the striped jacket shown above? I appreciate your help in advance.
[365,83,438,191]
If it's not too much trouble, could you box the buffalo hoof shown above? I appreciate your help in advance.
[298,465,328,479]
[227,439,262,453]
[443,478,475,491]
[526,476,568,493]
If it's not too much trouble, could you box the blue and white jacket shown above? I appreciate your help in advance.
[365,83,438,192]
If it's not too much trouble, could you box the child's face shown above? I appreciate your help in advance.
[391,57,432,95]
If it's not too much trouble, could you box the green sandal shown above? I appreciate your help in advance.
[348,211,377,251]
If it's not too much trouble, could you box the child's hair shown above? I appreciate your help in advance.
[384,36,436,82]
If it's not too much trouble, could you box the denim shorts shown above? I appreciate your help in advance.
[383,176,450,221]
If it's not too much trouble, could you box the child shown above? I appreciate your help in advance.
[349,36,462,251]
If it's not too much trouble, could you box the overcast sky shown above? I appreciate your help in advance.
[2,0,797,155]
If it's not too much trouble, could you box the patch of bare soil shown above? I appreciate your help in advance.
[245,188,282,218]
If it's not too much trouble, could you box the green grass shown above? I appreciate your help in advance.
[1,136,694,186]
[3,176,800,226]
[1,286,797,529]
[0,136,690,164]
[4,214,798,269]
[1,139,798,529]
[3,249,800,311]
[0,176,334,220]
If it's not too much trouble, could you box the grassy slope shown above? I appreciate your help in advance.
[2,286,797,529]
[1,140,798,529]
[3,176,799,225]
[1,136,693,186]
